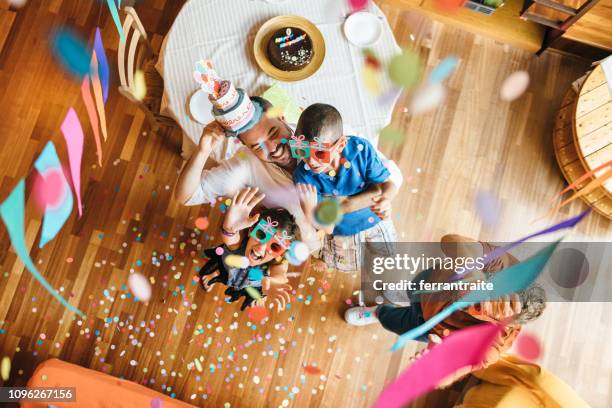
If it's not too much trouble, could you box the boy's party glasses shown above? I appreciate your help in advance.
[250,217,293,256]
[283,135,334,163]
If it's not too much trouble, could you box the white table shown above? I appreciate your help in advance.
[159,0,401,160]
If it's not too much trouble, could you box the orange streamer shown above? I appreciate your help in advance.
[81,76,102,166]
[90,53,108,142]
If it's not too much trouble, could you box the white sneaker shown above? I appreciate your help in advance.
[344,306,379,326]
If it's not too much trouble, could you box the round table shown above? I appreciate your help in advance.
[159,0,401,161]
[553,64,612,220]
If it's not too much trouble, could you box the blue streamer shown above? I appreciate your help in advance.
[0,180,84,317]
[390,240,561,352]
[429,56,458,83]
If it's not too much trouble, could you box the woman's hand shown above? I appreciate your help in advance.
[223,187,265,233]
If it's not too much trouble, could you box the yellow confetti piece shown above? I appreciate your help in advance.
[266,106,284,119]
[1,356,10,381]
[194,358,203,372]
[245,286,262,300]
[328,170,336,177]
[134,70,146,101]
[224,254,250,269]
[224,198,232,206]
[362,65,382,95]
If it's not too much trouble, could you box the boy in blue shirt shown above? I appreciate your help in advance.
[292,103,397,272]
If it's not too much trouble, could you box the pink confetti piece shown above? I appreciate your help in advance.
[61,108,84,217]
[500,70,530,102]
[516,333,541,360]
[376,324,503,408]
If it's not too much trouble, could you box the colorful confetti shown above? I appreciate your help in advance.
[195,217,209,230]
[515,333,542,360]
[500,70,530,101]
[224,255,250,269]
[128,273,152,301]
[379,126,405,144]
[134,70,147,101]
[50,29,91,78]
[409,82,446,115]
[1,356,10,381]
[474,190,501,226]
[388,50,421,89]
[247,305,268,323]
[60,108,84,217]
[315,198,343,226]
[429,56,458,83]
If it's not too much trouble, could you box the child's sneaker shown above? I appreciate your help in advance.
[344,306,379,326]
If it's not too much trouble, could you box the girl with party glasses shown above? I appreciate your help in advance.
[199,187,295,311]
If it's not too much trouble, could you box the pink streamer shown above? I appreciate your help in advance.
[61,108,84,217]
[375,323,503,408]
[81,75,102,166]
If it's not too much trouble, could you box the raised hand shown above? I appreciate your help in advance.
[297,183,318,222]
[223,187,265,233]
[198,121,225,152]
[261,277,292,312]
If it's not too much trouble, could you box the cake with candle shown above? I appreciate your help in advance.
[193,60,263,136]
[267,27,314,71]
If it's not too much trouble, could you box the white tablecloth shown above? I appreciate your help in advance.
[159,0,401,160]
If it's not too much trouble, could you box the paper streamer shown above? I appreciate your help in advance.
[429,56,458,83]
[81,76,103,165]
[391,241,560,351]
[0,180,84,316]
[554,160,611,199]
[455,209,590,281]
[545,167,612,217]
[377,323,502,408]
[60,108,84,217]
[106,0,126,43]
[90,53,108,141]
[93,28,110,103]
[34,142,74,248]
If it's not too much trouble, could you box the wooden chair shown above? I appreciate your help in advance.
[117,6,177,132]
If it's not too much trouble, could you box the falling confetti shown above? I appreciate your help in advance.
[134,70,146,101]
[315,198,343,226]
[195,217,209,230]
[363,65,382,95]
[224,255,250,269]
[245,286,262,300]
[500,70,530,101]
[409,82,446,115]
[379,126,405,144]
[288,241,309,265]
[1,356,10,381]
[474,190,501,226]
[128,273,152,301]
[433,0,468,11]
[429,56,458,83]
[50,29,91,78]
[348,0,369,11]
[515,333,541,360]
[247,305,268,323]
[303,365,322,375]
[388,50,421,89]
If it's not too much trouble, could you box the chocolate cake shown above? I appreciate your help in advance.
[267,27,314,71]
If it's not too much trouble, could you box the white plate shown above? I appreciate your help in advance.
[189,89,214,125]
[343,11,382,47]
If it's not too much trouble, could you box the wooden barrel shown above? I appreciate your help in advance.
[553,65,612,220]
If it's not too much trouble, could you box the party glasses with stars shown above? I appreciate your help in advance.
[282,135,334,163]
[250,217,293,256]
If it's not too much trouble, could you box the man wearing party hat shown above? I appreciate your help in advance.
[175,60,404,253]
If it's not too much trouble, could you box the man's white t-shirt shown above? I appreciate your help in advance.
[185,145,403,251]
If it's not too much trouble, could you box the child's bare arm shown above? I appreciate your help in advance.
[222,187,265,250]
[339,183,382,213]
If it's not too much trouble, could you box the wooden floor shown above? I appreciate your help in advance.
[0,1,611,407]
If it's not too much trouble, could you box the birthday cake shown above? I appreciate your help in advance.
[194,60,261,135]
[267,27,314,72]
